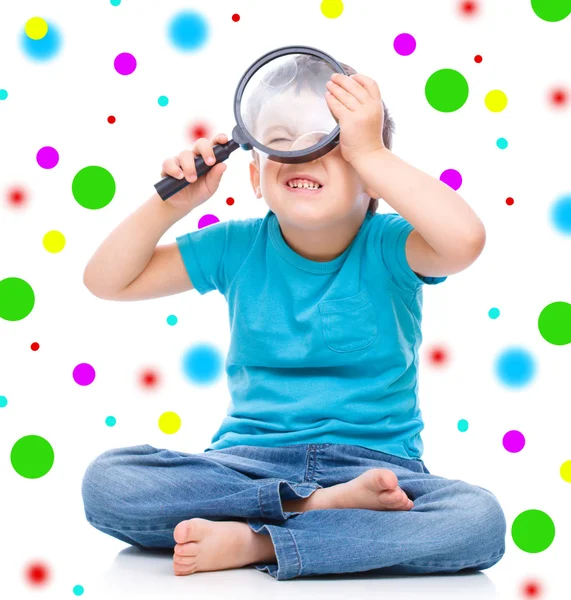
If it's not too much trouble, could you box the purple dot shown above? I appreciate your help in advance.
[440,169,462,190]
[198,214,220,229]
[503,429,525,453]
[394,33,416,56]
[114,52,137,75]
[36,146,59,169]
[73,363,96,386]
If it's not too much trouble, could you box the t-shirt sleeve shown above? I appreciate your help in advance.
[176,218,260,295]
[378,212,447,293]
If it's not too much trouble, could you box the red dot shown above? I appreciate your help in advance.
[474,55,483,63]
[140,368,159,388]
[25,562,50,586]
[506,197,514,206]
[232,14,240,22]
[460,1,478,15]
[522,578,542,598]
[31,342,40,351]
[427,345,448,366]
[188,122,211,143]
[550,87,568,107]
[226,197,235,205]
[108,115,116,124]
[6,186,27,207]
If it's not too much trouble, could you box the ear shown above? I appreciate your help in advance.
[249,154,262,199]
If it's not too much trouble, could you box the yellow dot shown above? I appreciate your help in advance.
[560,460,571,482]
[158,411,181,434]
[43,230,66,253]
[485,90,508,112]
[321,0,344,18]
[25,17,49,40]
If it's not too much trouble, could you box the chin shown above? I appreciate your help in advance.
[278,201,346,229]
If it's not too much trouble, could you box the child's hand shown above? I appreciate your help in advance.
[325,73,385,165]
[160,133,229,213]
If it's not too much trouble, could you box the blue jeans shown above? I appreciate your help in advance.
[81,443,506,581]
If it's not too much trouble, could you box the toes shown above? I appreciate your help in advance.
[173,520,191,544]
[174,554,197,566]
[173,518,207,544]
[372,468,398,490]
[174,541,199,557]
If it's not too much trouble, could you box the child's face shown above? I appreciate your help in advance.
[248,87,370,229]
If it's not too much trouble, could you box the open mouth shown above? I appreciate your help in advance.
[284,179,323,194]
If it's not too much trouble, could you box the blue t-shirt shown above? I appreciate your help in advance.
[176,210,447,459]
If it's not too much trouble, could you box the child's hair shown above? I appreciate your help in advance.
[247,54,395,214]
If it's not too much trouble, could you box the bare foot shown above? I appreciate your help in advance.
[283,468,414,513]
[172,518,275,576]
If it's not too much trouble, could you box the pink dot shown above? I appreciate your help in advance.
[394,33,416,56]
[114,52,137,75]
[73,363,96,386]
[36,146,59,169]
[198,214,220,229]
[440,169,462,190]
[503,429,525,453]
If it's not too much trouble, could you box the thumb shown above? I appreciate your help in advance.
[204,162,227,192]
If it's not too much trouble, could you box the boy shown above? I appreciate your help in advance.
[81,56,506,581]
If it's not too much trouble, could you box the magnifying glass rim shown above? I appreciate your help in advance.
[234,45,346,159]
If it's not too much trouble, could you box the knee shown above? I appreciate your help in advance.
[469,484,507,556]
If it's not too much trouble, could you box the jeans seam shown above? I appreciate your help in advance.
[396,551,505,569]
[285,528,303,577]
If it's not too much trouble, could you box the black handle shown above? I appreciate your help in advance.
[154,140,240,201]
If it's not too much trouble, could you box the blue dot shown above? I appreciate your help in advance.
[20,21,62,61]
[167,314,178,326]
[551,194,571,235]
[183,343,222,384]
[0,89,7,100]
[73,585,84,596]
[168,11,209,52]
[0,395,7,408]
[488,307,500,319]
[158,95,169,106]
[458,419,469,432]
[496,137,508,149]
[110,0,121,5]
[495,347,536,388]
[105,416,116,427]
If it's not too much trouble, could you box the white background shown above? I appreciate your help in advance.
[1,0,570,598]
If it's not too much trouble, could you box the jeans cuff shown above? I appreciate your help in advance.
[246,521,301,580]
[258,480,322,521]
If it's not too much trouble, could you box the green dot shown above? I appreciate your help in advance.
[158,95,169,106]
[458,419,469,432]
[72,166,116,209]
[0,277,35,321]
[425,69,469,112]
[531,0,571,22]
[11,435,54,479]
[538,301,571,345]
[488,307,500,319]
[512,509,555,552]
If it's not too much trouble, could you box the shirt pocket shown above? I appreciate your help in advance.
[318,289,378,353]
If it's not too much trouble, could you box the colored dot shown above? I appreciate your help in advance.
[393,33,416,56]
[7,186,27,207]
[522,579,543,598]
[495,347,535,388]
[36,146,59,169]
[458,419,469,432]
[189,122,210,142]
[551,194,571,234]
[550,87,568,107]
[31,342,40,351]
[73,363,96,386]
[474,55,483,63]
[425,69,469,112]
[439,169,462,190]
[73,584,85,595]
[42,230,65,253]
[25,562,50,586]
[72,166,116,209]
[158,95,169,106]
[503,429,525,452]
[496,137,508,149]
[512,509,555,553]
[226,197,235,205]
[485,90,508,112]
[488,307,500,319]
[183,343,223,384]
[460,0,478,14]
[105,416,116,427]
[538,301,571,345]
[560,460,571,482]
[140,368,159,388]
[427,344,449,366]
[0,277,35,321]
[321,0,344,18]
[21,20,61,61]
[108,115,116,124]
[168,11,209,52]
[159,411,181,434]
[114,52,137,75]
[531,0,571,21]
[0,89,7,100]
[198,214,220,229]
[232,13,240,22]
[11,435,54,478]
[110,0,121,5]
[25,17,48,40]
[0,395,7,408]
[506,197,514,205]
[167,314,178,326]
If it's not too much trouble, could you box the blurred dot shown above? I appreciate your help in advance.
[36,146,59,169]
[168,10,209,51]
[551,194,571,234]
[495,347,535,388]
[0,277,35,321]
[427,344,448,366]
[183,343,223,384]
[167,314,178,326]
[73,584,85,596]
[440,169,462,190]
[43,230,65,253]
[72,166,116,209]
[321,0,344,18]
[73,363,96,386]
[531,0,571,21]
[188,121,211,142]
[425,69,469,112]
[393,33,416,56]
[114,52,136,75]
[11,435,54,478]
[198,214,220,229]
[459,0,478,15]
[140,368,159,388]
[158,95,169,106]
[7,186,27,207]
[550,87,568,107]
[560,460,571,482]
[108,115,116,124]
[488,307,500,319]
[496,137,508,149]
[0,89,8,100]
[232,13,240,22]
[110,0,121,5]
[21,20,61,61]
[25,562,50,586]
[538,301,571,345]
[105,416,116,427]
[226,197,235,205]
[521,579,543,598]
[503,429,525,452]
[506,197,514,206]
[474,55,483,63]
[0,395,7,408]
[458,419,469,432]
[512,510,555,553]
[159,411,181,434]
[25,17,48,40]
[31,342,40,351]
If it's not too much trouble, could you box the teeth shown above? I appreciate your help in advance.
[287,179,321,189]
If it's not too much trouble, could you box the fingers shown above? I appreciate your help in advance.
[160,156,185,180]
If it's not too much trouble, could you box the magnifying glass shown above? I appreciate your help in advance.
[154,45,347,201]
